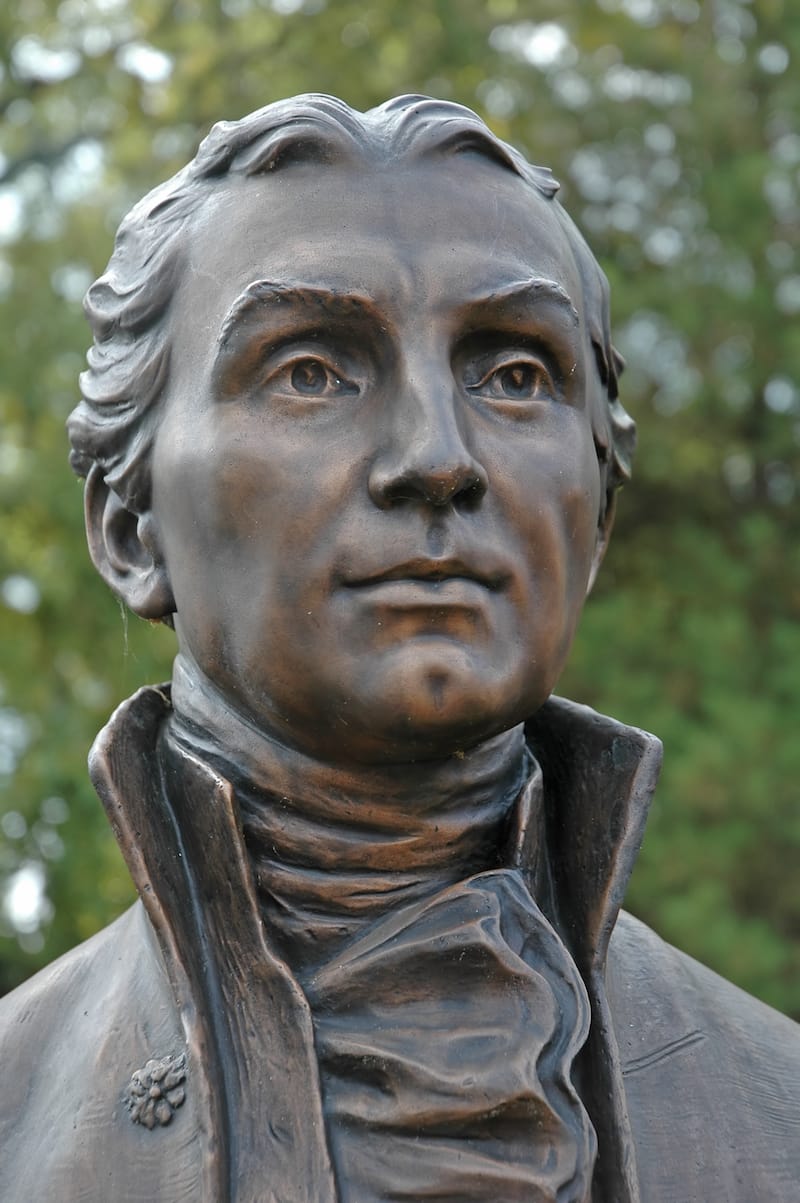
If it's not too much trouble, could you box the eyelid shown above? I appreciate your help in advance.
[467,349,553,391]
[261,341,342,374]
[464,351,558,396]
[260,344,360,393]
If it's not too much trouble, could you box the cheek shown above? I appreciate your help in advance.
[560,476,602,580]
[207,415,368,544]
[161,428,316,565]
[550,423,602,589]
[507,430,600,561]
[510,435,601,637]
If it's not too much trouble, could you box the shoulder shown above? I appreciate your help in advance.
[0,904,196,1203]
[0,903,173,1107]
[608,910,800,1200]
[0,903,140,1027]
[609,908,800,1055]
[0,903,154,1042]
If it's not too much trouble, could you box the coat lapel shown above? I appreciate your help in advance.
[526,696,662,1203]
[89,685,337,1203]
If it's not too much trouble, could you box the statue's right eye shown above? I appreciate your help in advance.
[290,359,333,395]
[262,352,359,400]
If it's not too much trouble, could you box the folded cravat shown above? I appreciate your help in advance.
[306,868,596,1202]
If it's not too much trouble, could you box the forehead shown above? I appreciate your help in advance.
[174,155,583,341]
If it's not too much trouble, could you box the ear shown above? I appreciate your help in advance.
[586,486,616,596]
[84,464,175,620]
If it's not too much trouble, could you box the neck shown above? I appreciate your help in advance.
[169,654,530,972]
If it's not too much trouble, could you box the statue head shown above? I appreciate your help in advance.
[68,94,635,764]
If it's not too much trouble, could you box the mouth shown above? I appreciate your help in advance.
[347,557,508,591]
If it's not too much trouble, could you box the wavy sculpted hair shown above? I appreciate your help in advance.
[67,93,635,514]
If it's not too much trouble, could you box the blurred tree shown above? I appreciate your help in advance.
[1,0,798,1011]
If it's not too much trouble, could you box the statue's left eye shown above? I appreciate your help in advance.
[495,363,538,399]
[468,356,553,403]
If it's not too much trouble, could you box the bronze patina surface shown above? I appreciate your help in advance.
[0,96,797,1202]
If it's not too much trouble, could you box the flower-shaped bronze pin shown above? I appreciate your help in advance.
[126,1052,187,1128]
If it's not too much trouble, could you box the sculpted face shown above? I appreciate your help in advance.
[148,155,607,763]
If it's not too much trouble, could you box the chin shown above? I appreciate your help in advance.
[350,642,532,758]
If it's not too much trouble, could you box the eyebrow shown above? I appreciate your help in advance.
[215,279,377,355]
[212,272,580,375]
[462,277,580,325]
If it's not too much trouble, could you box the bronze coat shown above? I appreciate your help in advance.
[1,686,798,1201]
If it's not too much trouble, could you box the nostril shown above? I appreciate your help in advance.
[420,463,487,508]
[455,478,486,512]
[368,441,489,510]
[427,468,470,508]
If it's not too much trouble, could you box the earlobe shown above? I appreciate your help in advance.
[84,464,175,620]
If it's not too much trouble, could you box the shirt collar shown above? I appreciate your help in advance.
[91,683,661,981]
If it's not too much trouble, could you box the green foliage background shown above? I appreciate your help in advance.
[1,0,798,1013]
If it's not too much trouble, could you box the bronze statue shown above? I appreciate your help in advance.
[0,95,797,1202]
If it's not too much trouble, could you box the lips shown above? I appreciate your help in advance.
[347,556,508,591]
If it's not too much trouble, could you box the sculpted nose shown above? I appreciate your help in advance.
[368,379,488,511]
